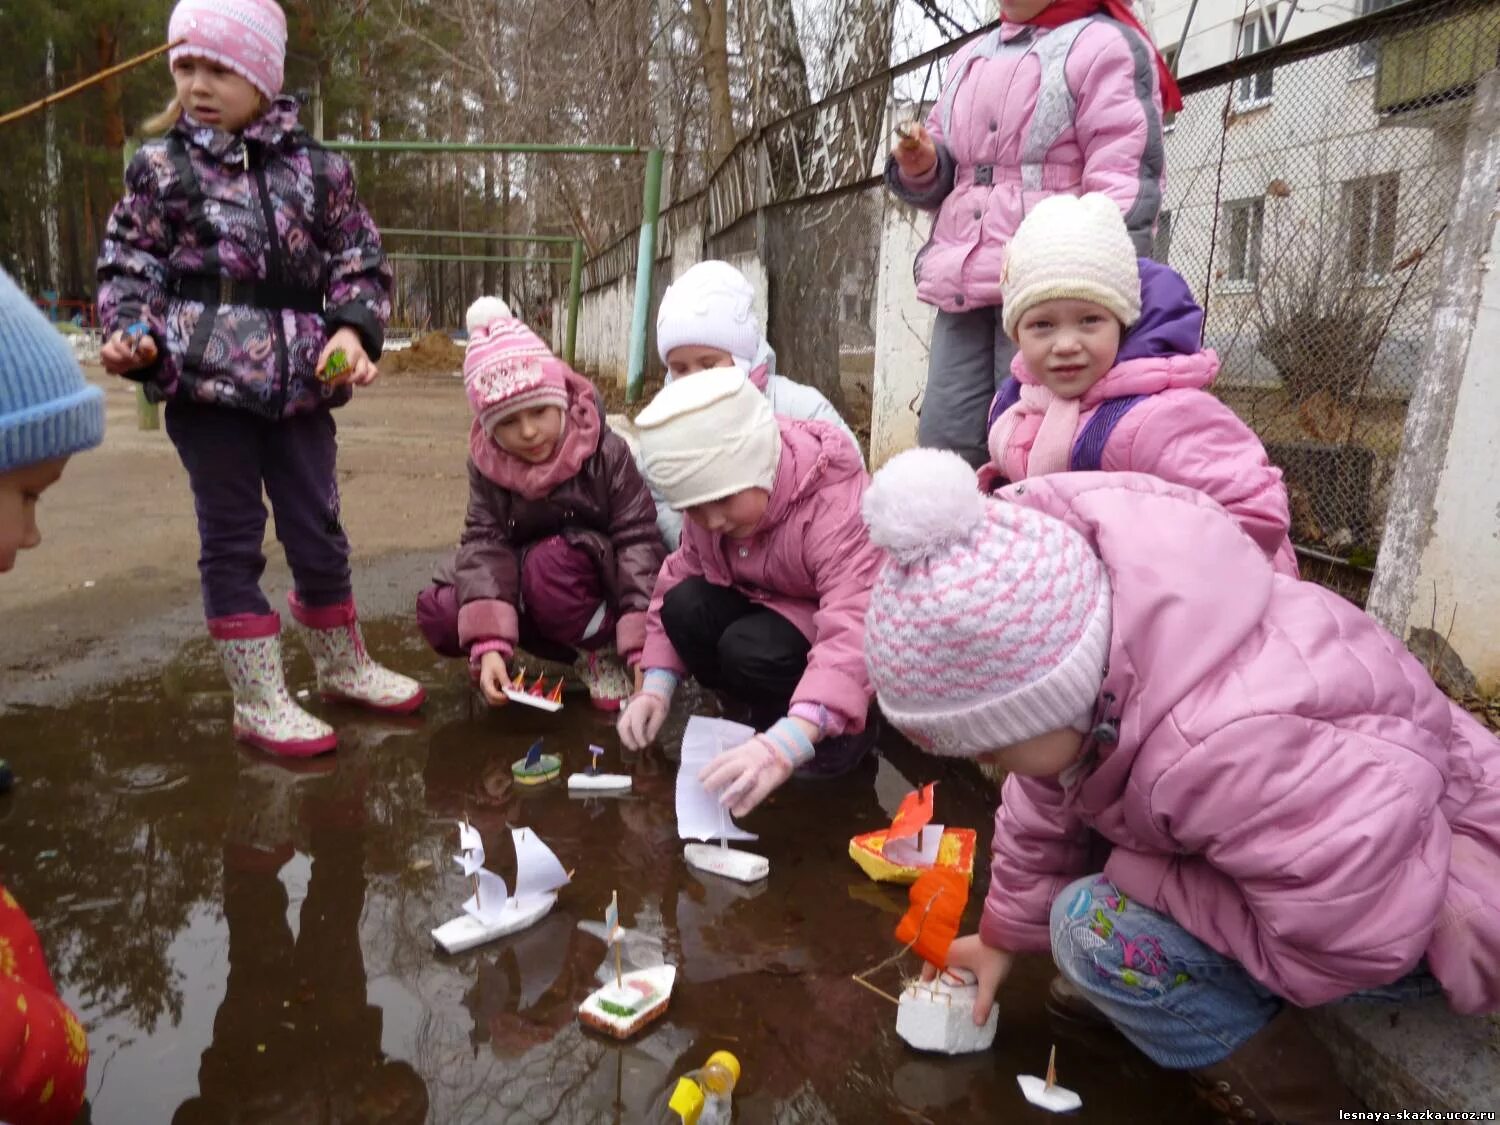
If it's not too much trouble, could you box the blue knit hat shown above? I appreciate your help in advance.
[0,268,105,474]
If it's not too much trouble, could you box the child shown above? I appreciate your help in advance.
[96,0,423,758]
[886,0,1179,467]
[616,369,884,811]
[985,192,1298,575]
[645,259,863,549]
[859,448,1500,1122]
[414,298,664,712]
[0,266,103,1123]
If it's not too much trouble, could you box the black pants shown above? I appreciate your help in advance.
[660,577,809,723]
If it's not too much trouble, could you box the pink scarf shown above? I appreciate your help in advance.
[988,380,1117,480]
[469,369,603,499]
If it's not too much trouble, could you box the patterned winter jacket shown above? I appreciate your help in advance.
[97,98,391,419]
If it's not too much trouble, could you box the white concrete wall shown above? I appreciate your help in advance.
[575,275,634,387]
[1398,180,1500,690]
[870,197,936,468]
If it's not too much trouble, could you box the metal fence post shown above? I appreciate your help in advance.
[565,238,583,367]
[625,148,664,403]
[122,140,160,432]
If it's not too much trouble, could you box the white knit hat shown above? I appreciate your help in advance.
[862,449,1112,757]
[635,368,781,510]
[656,260,762,364]
[1000,193,1142,339]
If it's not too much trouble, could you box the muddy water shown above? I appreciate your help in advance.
[0,620,1213,1124]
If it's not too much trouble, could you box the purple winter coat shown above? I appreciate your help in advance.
[96,98,391,419]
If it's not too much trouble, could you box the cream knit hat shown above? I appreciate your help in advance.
[635,368,781,510]
[1000,193,1142,339]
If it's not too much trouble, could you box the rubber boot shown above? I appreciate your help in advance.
[210,612,337,757]
[573,646,634,712]
[1191,1008,1361,1124]
[288,595,426,715]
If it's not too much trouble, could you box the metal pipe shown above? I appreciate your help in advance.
[565,239,584,367]
[625,149,664,403]
[325,140,645,156]
[119,140,160,433]
[388,253,572,264]
[382,228,577,244]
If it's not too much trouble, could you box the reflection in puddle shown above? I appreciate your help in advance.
[0,620,1211,1123]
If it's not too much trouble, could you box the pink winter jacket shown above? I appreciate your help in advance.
[986,351,1299,577]
[886,17,1164,313]
[641,420,884,733]
[979,473,1500,1015]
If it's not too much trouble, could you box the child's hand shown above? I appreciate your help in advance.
[699,736,795,817]
[101,328,158,375]
[891,122,937,178]
[618,692,668,750]
[317,328,377,386]
[922,934,1015,1025]
[477,651,512,707]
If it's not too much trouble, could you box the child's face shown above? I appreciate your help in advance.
[665,345,736,379]
[1015,299,1122,399]
[1002,0,1054,20]
[171,56,264,132]
[0,458,68,575]
[684,488,769,540]
[492,406,564,464]
[977,728,1085,778]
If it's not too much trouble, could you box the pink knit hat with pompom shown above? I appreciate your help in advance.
[861,449,1112,757]
[168,0,288,101]
[463,297,571,430]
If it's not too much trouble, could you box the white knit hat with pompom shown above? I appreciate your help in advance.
[862,449,1112,756]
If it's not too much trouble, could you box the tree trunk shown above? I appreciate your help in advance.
[685,0,735,167]
[742,0,811,129]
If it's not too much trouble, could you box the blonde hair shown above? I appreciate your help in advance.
[142,96,183,136]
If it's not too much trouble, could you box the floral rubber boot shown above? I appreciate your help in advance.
[210,612,337,757]
[572,647,635,712]
[288,595,427,715]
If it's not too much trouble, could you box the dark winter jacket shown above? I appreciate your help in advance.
[96,98,391,419]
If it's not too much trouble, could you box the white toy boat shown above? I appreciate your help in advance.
[568,744,633,793]
[1017,1046,1082,1113]
[504,668,566,712]
[677,716,769,883]
[578,891,676,1039]
[431,821,571,954]
[896,967,998,1054]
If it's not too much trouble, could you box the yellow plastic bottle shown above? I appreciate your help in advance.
[667,1050,740,1125]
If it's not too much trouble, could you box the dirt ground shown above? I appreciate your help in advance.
[0,366,474,676]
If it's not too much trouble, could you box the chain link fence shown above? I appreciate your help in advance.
[573,0,1499,576]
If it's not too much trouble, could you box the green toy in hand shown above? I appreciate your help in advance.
[322,348,350,383]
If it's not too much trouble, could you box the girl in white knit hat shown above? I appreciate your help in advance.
[984,192,1298,575]
[643,260,863,550]
[617,368,884,811]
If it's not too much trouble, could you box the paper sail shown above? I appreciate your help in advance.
[462,868,512,926]
[455,822,486,874]
[523,738,546,769]
[512,827,571,902]
[883,824,945,869]
[676,716,760,843]
[895,868,969,969]
[887,784,936,846]
[455,847,487,877]
[604,892,621,942]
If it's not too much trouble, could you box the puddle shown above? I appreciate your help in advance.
[0,620,1214,1123]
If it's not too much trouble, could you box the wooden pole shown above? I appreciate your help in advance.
[0,40,187,129]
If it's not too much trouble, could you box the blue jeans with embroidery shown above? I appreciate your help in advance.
[1049,875,1442,1069]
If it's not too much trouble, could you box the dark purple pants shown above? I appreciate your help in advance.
[416,535,614,661]
[166,401,352,620]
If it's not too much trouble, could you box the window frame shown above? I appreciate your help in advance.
[1220,197,1266,290]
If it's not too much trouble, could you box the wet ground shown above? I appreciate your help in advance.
[0,597,1217,1124]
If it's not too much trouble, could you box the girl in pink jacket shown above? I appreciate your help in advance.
[985,192,1299,575]
[616,369,885,814]
[860,450,1500,1123]
[886,0,1180,467]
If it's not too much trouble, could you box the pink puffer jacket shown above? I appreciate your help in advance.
[978,473,1500,1014]
[641,420,884,733]
[887,17,1164,313]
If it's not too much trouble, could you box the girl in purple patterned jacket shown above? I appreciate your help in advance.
[96,0,424,759]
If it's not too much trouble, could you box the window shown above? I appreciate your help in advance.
[1344,174,1400,279]
[1233,6,1278,109]
[1354,0,1403,76]
[1222,198,1264,286]
[1154,210,1174,264]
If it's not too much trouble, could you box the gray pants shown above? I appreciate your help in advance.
[918,305,1018,468]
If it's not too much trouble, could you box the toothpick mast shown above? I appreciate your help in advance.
[611,890,624,988]
[465,813,481,909]
[1045,1044,1057,1090]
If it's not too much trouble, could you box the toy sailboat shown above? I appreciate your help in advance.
[853,868,999,1055]
[504,666,566,712]
[849,782,977,884]
[431,820,572,954]
[568,743,632,793]
[512,738,562,786]
[677,717,768,884]
[578,891,676,1039]
[1018,1044,1083,1113]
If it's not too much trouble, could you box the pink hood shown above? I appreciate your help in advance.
[979,472,1500,1013]
[641,420,884,732]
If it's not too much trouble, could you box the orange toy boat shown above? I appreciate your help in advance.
[849,782,977,885]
